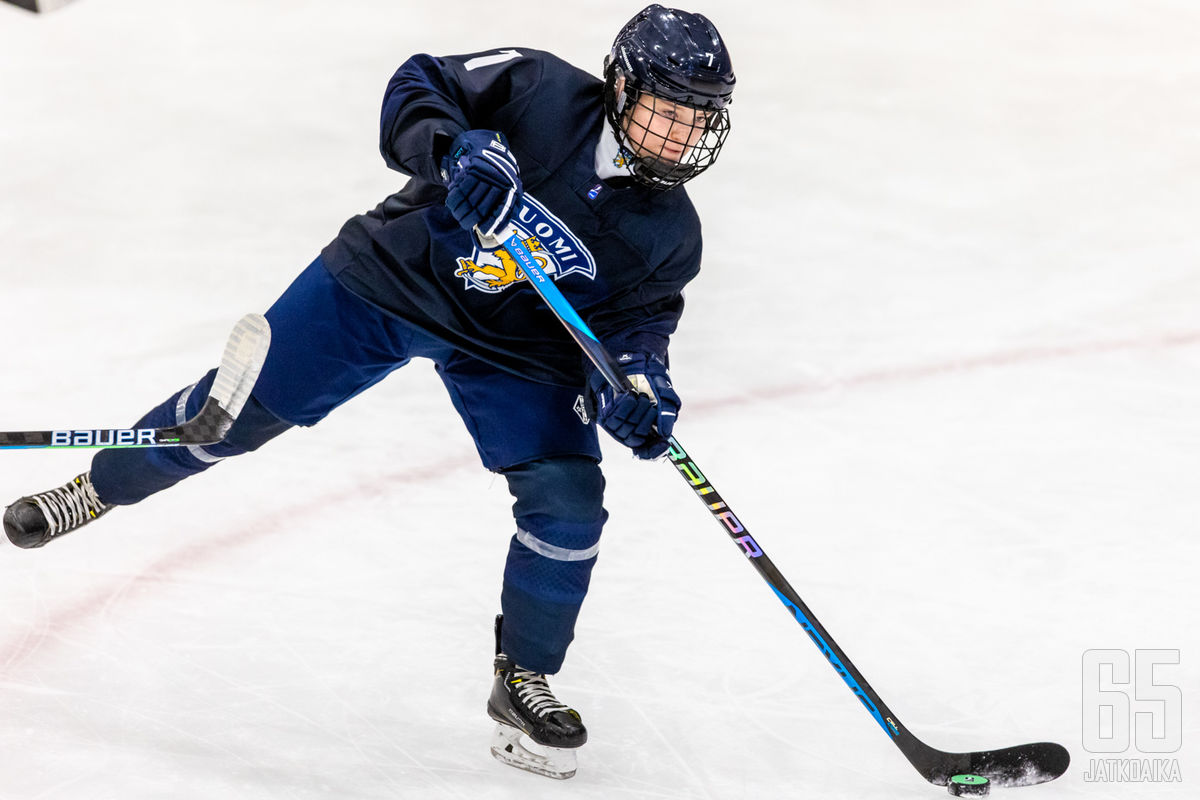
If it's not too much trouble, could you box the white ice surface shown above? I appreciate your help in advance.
[1,1,1198,798]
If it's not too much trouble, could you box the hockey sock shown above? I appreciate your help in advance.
[498,456,607,674]
[91,368,291,505]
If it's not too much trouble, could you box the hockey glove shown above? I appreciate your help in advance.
[588,353,680,460]
[440,129,523,237]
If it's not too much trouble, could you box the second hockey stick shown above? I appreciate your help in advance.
[480,221,1069,788]
[0,313,271,450]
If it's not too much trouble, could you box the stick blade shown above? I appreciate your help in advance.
[911,740,1070,787]
[967,741,1071,787]
[208,313,271,420]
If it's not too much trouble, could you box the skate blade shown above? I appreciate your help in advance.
[490,722,578,780]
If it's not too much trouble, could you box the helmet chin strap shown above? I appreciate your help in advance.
[612,90,628,117]
[602,71,639,170]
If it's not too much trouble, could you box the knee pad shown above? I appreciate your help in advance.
[500,456,607,602]
[503,456,607,560]
[504,455,606,531]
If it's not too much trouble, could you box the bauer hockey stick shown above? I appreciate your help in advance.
[479,222,1069,789]
[0,313,271,450]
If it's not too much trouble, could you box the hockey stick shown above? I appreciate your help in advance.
[0,313,271,450]
[479,223,1069,788]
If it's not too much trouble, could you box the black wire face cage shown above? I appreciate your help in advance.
[606,76,731,190]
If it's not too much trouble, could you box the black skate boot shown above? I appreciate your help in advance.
[3,472,111,549]
[487,615,586,779]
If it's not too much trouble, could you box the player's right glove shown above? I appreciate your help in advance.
[440,129,523,237]
[588,353,680,460]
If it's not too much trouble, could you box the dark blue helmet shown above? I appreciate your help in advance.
[603,5,735,189]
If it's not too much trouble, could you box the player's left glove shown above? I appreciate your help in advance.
[588,353,680,460]
[440,129,523,237]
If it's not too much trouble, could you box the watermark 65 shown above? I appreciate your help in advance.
[1082,649,1183,783]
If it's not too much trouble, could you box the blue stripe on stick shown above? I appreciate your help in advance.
[503,233,600,343]
[768,583,898,738]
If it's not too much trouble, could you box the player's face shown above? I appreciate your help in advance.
[622,92,709,164]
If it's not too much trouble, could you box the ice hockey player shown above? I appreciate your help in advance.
[3,3,734,780]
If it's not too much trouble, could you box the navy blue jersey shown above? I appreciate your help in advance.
[320,48,703,387]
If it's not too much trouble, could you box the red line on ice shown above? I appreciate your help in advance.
[2,328,1197,671]
[0,457,472,675]
[690,329,1200,413]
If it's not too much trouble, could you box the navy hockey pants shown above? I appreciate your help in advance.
[91,257,605,674]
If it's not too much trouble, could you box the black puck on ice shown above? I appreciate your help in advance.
[947,774,990,796]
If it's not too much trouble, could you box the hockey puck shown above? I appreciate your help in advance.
[947,774,990,796]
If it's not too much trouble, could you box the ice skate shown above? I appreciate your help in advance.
[487,618,586,779]
[3,472,111,549]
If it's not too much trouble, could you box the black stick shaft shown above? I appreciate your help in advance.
[495,228,906,738]
[495,224,1070,787]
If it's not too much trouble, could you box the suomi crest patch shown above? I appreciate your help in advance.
[454,194,596,294]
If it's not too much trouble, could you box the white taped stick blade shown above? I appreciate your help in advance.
[208,314,271,420]
[490,723,578,780]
